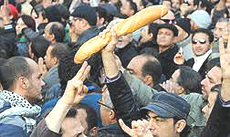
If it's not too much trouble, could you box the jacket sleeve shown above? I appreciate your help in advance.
[30,119,61,137]
[106,73,141,128]
[123,70,156,106]
[200,97,230,137]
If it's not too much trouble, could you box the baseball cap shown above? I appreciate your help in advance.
[141,92,190,120]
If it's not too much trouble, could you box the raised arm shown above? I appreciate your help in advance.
[31,61,90,136]
[101,28,141,128]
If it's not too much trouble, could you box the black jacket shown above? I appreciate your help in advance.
[158,45,179,80]
[106,73,141,129]
[200,97,230,137]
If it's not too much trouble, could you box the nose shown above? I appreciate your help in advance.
[202,105,207,114]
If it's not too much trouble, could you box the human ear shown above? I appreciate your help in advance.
[175,119,186,133]
[18,76,30,89]
[143,75,154,87]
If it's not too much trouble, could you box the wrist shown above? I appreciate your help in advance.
[58,97,74,108]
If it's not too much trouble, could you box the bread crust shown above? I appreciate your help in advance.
[74,5,168,64]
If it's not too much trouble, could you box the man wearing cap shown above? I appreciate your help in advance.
[155,23,180,79]
[101,28,191,137]
[69,4,99,47]
[189,10,212,30]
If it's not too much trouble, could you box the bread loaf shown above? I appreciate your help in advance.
[74,5,168,64]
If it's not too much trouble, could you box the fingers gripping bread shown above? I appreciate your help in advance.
[74,5,168,64]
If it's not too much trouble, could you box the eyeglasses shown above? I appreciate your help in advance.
[97,98,114,110]
[183,0,191,6]
[192,39,207,44]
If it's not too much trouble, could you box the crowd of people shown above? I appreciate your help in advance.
[0,0,230,136]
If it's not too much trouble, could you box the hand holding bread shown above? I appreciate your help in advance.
[74,5,168,64]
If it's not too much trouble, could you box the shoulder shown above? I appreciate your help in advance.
[0,116,29,137]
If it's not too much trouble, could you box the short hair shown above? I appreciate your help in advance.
[49,43,68,59]
[47,22,65,42]
[0,57,31,90]
[127,0,138,14]
[73,103,98,131]
[177,66,202,94]
[140,54,162,85]
[192,28,214,43]
[205,57,220,73]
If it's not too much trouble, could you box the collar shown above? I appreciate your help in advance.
[0,90,41,118]
[194,49,212,62]
[193,49,212,72]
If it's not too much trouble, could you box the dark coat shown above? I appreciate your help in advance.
[115,41,138,68]
[157,45,179,80]
[200,97,230,137]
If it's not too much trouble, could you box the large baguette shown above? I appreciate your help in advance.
[74,5,168,64]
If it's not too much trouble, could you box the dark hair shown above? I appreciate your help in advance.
[48,22,65,42]
[66,108,77,118]
[73,103,98,132]
[30,35,50,59]
[177,66,202,94]
[210,84,221,93]
[192,28,214,43]
[50,43,68,59]
[141,54,162,85]
[20,15,36,31]
[127,0,138,14]
[205,57,220,73]
[42,5,62,23]
[0,57,31,90]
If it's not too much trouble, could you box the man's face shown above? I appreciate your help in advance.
[202,91,218,123]
[120,0,132,16]
[201,66,222,99]
[62,114,87,137]
[44,46,55,70]
[127,56,147,81]
[214,21,228,41]
[157,28,174,48]
[70,16,85,36]
[192,32,211,56]
[116,34,132,49]
[146,111,178,137]
[100,85,114,126]
[44,24,53,42]
[27,60,45,103]
[180,0,196,14]
[170,69,184,95]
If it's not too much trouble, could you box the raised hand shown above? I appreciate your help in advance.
[62,61,91,106]
[219,37,230,79]
[219,36,230,102]
[100,27,118,53]
[38,57,48,76]
[2,0,10,25]
[174,47,185,65]
[119,119,153,137]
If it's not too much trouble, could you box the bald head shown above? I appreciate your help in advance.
[127,54,162,87]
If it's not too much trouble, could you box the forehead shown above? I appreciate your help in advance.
[193,32,209,39]
[158,28,174,34]
[216,21,228,28]
[128,56,147,68]
[207,66,222,81]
